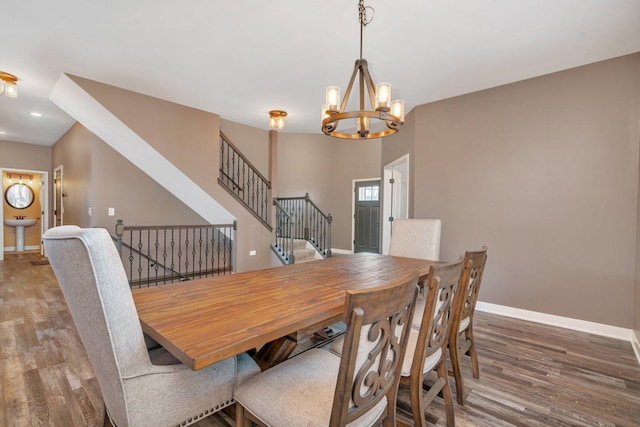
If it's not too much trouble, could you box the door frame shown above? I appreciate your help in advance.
[382,154,410,255]
[0,167,49,260]
[53,165,63,228]
[351,177,381,253]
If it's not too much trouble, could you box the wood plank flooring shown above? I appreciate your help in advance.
[1,252,639,426]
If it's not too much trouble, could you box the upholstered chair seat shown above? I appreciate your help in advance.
[235,349,386,426]
[235,273,419,427]
[43,226,260,427]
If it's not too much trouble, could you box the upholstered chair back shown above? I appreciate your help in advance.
[43,226,156,426]
[389,219,441,261]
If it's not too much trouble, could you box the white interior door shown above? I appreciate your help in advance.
[382,154,409,254]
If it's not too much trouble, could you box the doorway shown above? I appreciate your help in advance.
[0,168,49,260]
[353,179,381,253]
[53,165,63,227]
[382,154,409,254]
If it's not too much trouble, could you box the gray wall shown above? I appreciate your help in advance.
[52,123,206,229]
[399,53,640,328]
[278,132,381,250]
[53,76,274,272]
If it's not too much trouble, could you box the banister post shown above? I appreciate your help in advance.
[304,193,310,241]
[326,213,332,257]
[115,219,124,256]
[288,215,295,264]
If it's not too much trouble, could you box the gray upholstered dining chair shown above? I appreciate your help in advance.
[388,218,441,261]
[396,260,463,427]
[234,272,420,427]
[449,247,488,405]
[43,226,260,427]
[388,218,442,329]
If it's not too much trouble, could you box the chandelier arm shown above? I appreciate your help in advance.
[360,61,377,111]
[359,65,365,111]
[340,60,361,113]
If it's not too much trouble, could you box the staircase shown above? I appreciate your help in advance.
[287,239,322,263]
[218,132,272,230]
[272,194,332,265]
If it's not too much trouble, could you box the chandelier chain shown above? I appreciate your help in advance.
[358,0,374,61]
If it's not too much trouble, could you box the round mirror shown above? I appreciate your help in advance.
[5,183,35,209]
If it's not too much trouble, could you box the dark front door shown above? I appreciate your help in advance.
[354,180,380,253]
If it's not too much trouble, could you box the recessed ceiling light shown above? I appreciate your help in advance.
[0,131,7,134]
[29,112,43,117]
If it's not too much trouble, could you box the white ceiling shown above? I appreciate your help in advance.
[1,0,639,146]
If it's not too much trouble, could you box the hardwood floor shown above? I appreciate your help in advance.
[1,252,639,426]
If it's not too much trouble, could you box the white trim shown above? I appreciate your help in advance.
[382,154,410,255]
[331,248,353,255]
[632,330,640,367]
[4,245,41,252]
[476,301,633,341]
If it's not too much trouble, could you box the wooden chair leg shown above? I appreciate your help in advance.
[236,403,249,427]
[409,372,428,427]
[437,361,456,427]
[103,407,112,427]
[449,338,466,405]
[467,326,480,379]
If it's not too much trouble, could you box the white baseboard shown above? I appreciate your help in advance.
[4,245,40,252]
[632,330,640,367]
[475,301,633,341]
[331,248,353,255]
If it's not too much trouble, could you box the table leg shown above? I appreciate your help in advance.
[252,335,298,370]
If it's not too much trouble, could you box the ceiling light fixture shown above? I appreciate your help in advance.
[269,110,287,130]
[29,112,43,117]
[322,0,404,140]
[0,72,19,98]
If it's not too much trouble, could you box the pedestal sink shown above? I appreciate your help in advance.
[4,219,37,252]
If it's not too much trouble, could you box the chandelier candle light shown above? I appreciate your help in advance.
[322,0,404,139]
[0,72,19,98]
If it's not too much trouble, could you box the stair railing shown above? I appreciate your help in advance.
[114,219,235,288]
[274,193,332,259]
[272,199,295,264]
[218,132,272,230]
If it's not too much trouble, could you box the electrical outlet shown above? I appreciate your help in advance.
[88,207,92,216]
[108,207,115,216]
[249,250,257,256]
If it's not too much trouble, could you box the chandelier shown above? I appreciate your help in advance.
[322,0,404,140]
[0,72,19,98]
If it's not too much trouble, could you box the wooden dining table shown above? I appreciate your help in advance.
[132,252,439,371]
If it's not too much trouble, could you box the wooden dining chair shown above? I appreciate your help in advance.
[397,260,464,427]
[449,247,488,405]
[388,218,442,330]
[43,226,260,427]
[234,272,420,427]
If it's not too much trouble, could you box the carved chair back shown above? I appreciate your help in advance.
[330,273,419,426]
